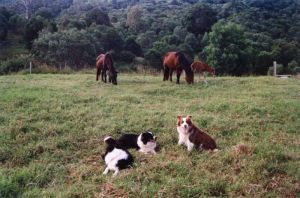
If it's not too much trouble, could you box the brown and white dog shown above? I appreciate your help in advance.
[177,115,217,151]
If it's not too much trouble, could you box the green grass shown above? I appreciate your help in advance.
[0,74,299,197]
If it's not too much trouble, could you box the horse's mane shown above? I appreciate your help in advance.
[104,53,116,73]
[176,52,193,76]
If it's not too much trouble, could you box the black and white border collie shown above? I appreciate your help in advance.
[101,136,133,177]
[177,115,217,151]
[117,131,157,154]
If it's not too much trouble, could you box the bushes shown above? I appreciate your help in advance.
[115,51,135,63]
[0,11,8,41]
[267,64,284,76]
[288,60,299,74]
[0,56,29,75]
[32,25,124,69]
[267,61,300,75]
[144,49,163,70]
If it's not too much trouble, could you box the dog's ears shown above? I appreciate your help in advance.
[177,115,182,120]
[187,115,192,122]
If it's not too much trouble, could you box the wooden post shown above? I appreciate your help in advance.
[273,61,277,76]
[30,61,32,74]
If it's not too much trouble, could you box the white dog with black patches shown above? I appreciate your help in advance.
[117,131,157,154]
[101,136,133,177]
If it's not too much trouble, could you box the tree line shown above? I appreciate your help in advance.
[0,0,299,75]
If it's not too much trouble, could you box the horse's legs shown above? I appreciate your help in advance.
[204,72,208,85]
[101,69,107,83]
[199,71,202,82]
[176,69,182,84]
[108,72,112,83]
[96,68,101,81]
[163,66,169,81]
[169,69,173,82]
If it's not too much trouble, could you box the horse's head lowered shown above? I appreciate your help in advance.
[177,52,194,84]
[207,64,216,78]
[105,53,118,85]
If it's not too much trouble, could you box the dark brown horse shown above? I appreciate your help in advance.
[191,61,215,84]
[96,52,117,85]
[163,52,194,84]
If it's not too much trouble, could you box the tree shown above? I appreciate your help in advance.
[0,12,8,41]
[0,7,11,41]
[124,37,143,57]
[32,25,126,68]
[12,0,39,20]
[85,8,111,27]
[204,21,250,75]
[24,16,45,49]
[163,35,181,46]
[144,49,162,70]
[184,33,199,51]
[34,7,53,19]
[9,14,27,34]
[173,26,188,42]
[33,28,96,69]
[276,41,298,68]
[183,4,217,35]
[126,5,143,33]
[136,31,157,49]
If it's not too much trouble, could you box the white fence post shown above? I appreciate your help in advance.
[273,61,277,76]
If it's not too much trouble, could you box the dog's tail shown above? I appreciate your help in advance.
[104,136,117,146]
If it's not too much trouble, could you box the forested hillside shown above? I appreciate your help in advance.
[0,0,299,75]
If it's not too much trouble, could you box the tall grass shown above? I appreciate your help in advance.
[0,74,299,197]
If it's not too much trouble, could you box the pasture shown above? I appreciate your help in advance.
[0,74,299,197]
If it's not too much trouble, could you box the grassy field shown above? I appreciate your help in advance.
[0,74,299,197]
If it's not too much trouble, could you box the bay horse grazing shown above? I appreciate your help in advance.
[96,52,118,85]
[191,61,215,84]
[163,52,194,84]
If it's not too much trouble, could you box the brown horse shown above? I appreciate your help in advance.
[96,52,118,85]
[163,52,194,84]
[191,61,215,84]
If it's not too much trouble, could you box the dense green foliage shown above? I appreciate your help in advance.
[0,0,299,75]
[204,22,250,75]
[0,7,10,40]
[0,74,299,197]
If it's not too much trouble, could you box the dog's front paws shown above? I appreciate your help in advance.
[112,170,119,177]
[103,167,109,175]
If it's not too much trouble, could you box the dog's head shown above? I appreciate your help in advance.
[104,136,116,146]
[137,131,157,153]
[177,115,193,130]
[140,131,157,145]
